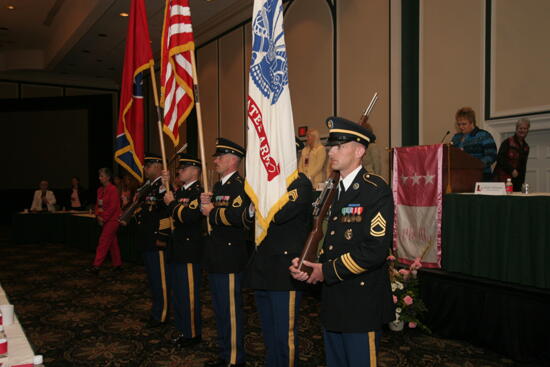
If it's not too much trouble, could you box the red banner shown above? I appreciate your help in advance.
[247,96,281,182]
[392,144,443,268]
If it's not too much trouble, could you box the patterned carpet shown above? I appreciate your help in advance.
[0,229,533,367]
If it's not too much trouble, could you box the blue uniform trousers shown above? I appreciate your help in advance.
[143,249,169,322]
[169,262,202,338]
[208,272,245,365]
[255,290,302,367]
[324,330,381,367]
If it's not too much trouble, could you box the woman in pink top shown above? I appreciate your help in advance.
[90,168,122,273]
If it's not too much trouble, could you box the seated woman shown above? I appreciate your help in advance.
[450,107,497,180]
[493,118,530,191]
[30,180,56,212]
[67,176,87,211]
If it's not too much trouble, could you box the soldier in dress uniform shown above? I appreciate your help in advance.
[290,117,395,367]
[245,137,313,367]
[162,154,204,348]
[200,138,251,367]
[135,153,171,328]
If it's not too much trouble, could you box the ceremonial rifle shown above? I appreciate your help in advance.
[118,176,162,226]
[297,93,379,274]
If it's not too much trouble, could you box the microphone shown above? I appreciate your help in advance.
[440,130,450,143]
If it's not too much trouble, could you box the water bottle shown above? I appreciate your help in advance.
[0,325,7,357]
[505,178,513,194]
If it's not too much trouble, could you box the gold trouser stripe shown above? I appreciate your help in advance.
[159,251,168,322]
[288,291,296,367]
[229,274,237,364]
[187,263,196,338]
[369,331,377,367]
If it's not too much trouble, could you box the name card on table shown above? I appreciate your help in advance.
[474,182,506,195]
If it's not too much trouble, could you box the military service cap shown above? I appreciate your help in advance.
[177,153,201,168]
[325,116,376,147]
[144,153,163,164]
[213,137,245,158]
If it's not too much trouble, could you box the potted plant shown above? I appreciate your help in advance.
[387,254,430,333]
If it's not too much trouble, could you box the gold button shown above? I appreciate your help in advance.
[186,238,189,241]
[328,245,333,250]
[333,216,338,221]
[284,251,288,255]
[228,242,232,246]
[360,281,365,286]
[330,231,335,235]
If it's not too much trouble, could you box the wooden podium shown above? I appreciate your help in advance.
[442,145,484,193]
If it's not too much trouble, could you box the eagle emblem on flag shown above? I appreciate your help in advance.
[250,0,288,105]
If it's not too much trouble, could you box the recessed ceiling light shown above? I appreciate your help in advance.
[6,5,15,10]
[119,12,129,17]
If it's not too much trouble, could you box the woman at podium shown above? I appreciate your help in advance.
[451,107,497,180]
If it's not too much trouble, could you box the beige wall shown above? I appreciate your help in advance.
[420,0,484,145]
[338,0,390,177]
[492,0,550,116]
[285,0,333,135]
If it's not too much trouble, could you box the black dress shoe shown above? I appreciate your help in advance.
[172,334,202,348]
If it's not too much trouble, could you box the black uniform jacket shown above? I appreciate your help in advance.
[168,181,204,264]
[319,168,395,332]
[246,173,313,291]
[134,177,171,252]
[203,172,251,273]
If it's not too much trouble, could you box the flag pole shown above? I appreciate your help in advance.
[189,51,210,194]
[148,64,171,193]
[189,51,212,232]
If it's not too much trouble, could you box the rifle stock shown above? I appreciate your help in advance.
[118,178,158,226]
[119,200,141,226]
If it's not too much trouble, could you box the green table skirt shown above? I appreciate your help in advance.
[442,194,550,289]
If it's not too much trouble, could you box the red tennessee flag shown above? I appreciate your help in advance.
[160,0,195,146]
[114,0,154,182]
[392,144,443,268]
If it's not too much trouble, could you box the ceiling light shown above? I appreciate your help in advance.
[6,5,15,10]
[119,12,129,17]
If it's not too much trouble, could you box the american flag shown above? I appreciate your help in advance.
[160,0,195,146]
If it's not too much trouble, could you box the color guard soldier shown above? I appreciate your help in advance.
[162,154,204,348]
[135,153,171,328]
[290,118,395,367]
[200,138,251,367]
[245,137,313,367]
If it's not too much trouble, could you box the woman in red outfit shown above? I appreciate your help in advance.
[90,168,122,273]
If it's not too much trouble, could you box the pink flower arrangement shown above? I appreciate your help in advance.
[387,251,430,333]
